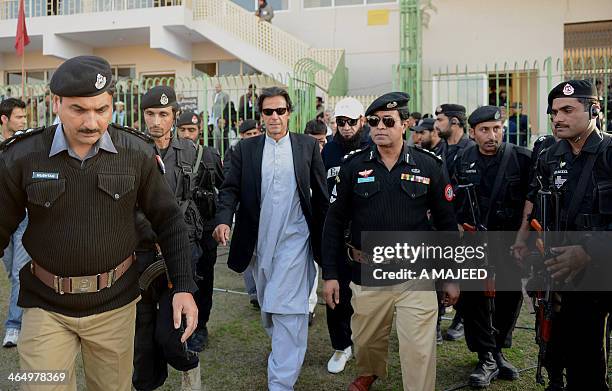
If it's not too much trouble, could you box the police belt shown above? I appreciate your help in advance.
[30,255,134,295]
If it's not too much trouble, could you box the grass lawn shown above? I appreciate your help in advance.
[0,249,607,390]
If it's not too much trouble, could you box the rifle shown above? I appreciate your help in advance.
[529,188,560,385]
[456,183,497,336]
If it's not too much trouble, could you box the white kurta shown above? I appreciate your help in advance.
[253,132,315,319]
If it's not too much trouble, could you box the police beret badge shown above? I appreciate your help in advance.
[192,115,198,124]
[563,83,575,96]
[95,73,107,90]
[386,102,398,109]
[160,93,169,105]
[494,110,501,120]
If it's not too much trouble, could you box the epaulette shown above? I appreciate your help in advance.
[0,126,46,151]
[112,123,154,143]
[413,144,443,163]
[341,148,366,163]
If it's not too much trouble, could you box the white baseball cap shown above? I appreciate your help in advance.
[334,97,364,119]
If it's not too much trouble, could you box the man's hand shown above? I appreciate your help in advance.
[172,292,198,343]
[212,224,231,246]
[323,279,340,310]
[510,240,529,262]
[545,245,591,283]
[440,282,460,306]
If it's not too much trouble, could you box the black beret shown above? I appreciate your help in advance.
[141,86,177,110]
[413,118,435,132]
[239,119,258,133]
[176,111,200,127]
[547,79,598,108]
[435,104,466,119]
[468,105,502,128]
[50,55,113,97]
[365,92,410,117]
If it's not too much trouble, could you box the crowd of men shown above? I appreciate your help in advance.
[0,54,611,391]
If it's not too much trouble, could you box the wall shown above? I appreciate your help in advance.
[273,2,400,96]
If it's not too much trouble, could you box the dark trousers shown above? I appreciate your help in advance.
[561,292,609,391]
[458,290,523,353]
[326,264,353,351]
[194,231,217,327]
[133,251,199,391]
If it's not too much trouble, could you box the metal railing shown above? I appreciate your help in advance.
[394,54,612,147]
[0,72,319,157]
[0,0,187,18]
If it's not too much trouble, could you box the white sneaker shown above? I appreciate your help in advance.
[2,328,19,348]
[181,363,202,391]
[327,346,352,374]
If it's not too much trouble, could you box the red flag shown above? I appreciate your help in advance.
[15,0,30,56]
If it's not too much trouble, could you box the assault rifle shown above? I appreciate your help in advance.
[530,188,560,385]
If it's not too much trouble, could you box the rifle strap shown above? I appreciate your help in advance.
[565,135,612,228]
[485,143,514,226]
[193,144,204,175]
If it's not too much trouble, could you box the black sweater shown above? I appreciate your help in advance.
[0,124,195,317]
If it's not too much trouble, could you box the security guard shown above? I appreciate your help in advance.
[416,118,439,155]
[133,86,203,390]
[322,92,460,391]
[0,55,197,391]
[433,104,476,340]
[176,110,224,352]
[453,105,531,388]
[532,80,612,391]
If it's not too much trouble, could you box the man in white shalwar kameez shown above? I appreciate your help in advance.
[214,87,329,391]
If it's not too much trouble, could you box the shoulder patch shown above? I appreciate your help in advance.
[341,148,366,163]
[414,145,443,163]
[0,126,46,151]
[112,123,154,143]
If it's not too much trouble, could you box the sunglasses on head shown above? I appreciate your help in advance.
[367,115,397,128]
[335,117,359,127]
[262,107,288,116]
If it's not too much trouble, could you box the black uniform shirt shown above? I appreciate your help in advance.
[321,142,458,283]
[454,143,532,230]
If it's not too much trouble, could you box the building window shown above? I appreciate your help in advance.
[114,66,136,80]
[304,0,395,7]
[230,0,288,11]
[193,63,217,77]
[5,69,54,85]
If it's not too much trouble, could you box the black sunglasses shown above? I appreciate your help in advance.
[367,115,396,128]
[336,117,359,127]
[262,107,288,116]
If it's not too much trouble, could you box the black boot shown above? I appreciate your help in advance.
[444,315,464,341]
[544,368,565,391]
[468,352,499,388]
[493,350,519,380]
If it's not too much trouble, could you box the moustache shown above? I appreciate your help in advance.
[78,128,100,134]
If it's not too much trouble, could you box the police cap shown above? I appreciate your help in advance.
[468,105,502,128]
[239,119,258,133]
[435,104,466,120]
[365,92,410,117]
[413,117,435,133]
[49,55,113,97]
[141,86,178,110]
[177,111,200,127]
[547,79,598,108]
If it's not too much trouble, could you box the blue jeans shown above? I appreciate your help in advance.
[2,215,30,331]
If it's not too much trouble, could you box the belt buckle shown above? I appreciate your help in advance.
[69,275,99,294]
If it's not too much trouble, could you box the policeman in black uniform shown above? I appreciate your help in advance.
[176,110,225,352]
[532,80,612,391]
[322,92,460,391]
[453,105,531,388]
[434,104,476,340]
[133,86,203,390]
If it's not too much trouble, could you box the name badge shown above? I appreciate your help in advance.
[357,177,375,183]
[32,172,59,180]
